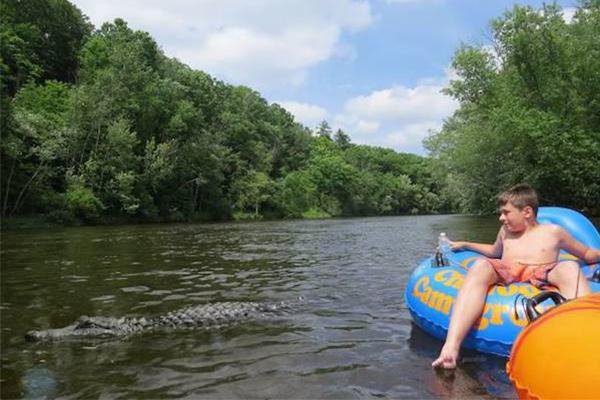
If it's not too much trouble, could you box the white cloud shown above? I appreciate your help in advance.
[538,6,577,24]
[381,121,440,148]
[179,26,339,87]
[69,0,458,154]
[482,44,502,69]
[71,0,373,89]
[561,7,577,24]
[355,120,380,134]
[344,83,455,123]
[333,70,459,154]
[275,101,328,128]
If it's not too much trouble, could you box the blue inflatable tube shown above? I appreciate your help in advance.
[404,207,600,357]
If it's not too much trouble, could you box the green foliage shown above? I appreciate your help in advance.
[302,208,332,219]
[334,129,352,150]
[427,2,600,214]
[64,172,103,222]
[1,0,92,88]
[315,120,333,139]
[4,0,598,224]
[80,118,140,214]
[231,170,274,218]
[0,24,42,97]
[274,171,318,218]
[1,1,455,224]
[1,81,71,217]
[13,80,71,123]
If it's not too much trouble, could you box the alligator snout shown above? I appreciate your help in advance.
[25,330,43,342]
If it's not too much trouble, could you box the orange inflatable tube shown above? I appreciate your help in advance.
[506,293,600,399]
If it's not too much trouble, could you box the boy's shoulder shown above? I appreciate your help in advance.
[537,223,562,230]
[536,223,565,236]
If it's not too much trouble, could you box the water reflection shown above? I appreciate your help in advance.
[21,365,57,399]
[408,324,516,399]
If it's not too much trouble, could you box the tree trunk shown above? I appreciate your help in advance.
[2,159,16,217]
[9,163,44,217]
[191,181,199,214]
[78,125,96,167]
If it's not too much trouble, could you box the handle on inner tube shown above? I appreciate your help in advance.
[525,291,567,323]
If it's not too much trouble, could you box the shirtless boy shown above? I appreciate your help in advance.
[432,184,600,369]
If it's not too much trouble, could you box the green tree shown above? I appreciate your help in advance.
[1,0,92,86]
[231,170,274,219]
[80,118,140,215]
[2,81,71,217]
[316,120,332,139]
[426,2,600,214]
[334,128,352,150]
[1,2,450,224]
[274,171,318,218]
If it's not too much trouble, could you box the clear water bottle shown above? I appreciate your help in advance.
[437,232,451,266]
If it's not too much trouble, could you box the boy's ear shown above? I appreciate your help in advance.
[522,206,534,219]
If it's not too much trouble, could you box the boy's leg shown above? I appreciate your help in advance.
[546,260,591,299]
[432,259,500,369]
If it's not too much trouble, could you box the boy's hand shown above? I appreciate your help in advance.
[450,241,465,251]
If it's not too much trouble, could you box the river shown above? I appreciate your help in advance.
[3,214,596,399]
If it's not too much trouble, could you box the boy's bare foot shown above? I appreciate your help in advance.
[432,346,458,369]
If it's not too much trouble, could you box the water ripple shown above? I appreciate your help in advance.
[1,215,518,399]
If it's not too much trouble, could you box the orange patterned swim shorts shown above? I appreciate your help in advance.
[486,258,557,288]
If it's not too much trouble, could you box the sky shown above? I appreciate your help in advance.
[70,0,577,155]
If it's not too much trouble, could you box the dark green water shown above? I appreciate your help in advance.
[3,215,595,399]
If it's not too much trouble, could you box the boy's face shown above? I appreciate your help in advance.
[498,201,533,232]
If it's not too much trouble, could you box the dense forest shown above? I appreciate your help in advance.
[1,0,598,225]
[426,1,600,215]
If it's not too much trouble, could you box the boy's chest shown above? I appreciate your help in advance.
[502,231,559,261]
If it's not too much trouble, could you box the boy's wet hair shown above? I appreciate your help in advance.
[498,184,539,216]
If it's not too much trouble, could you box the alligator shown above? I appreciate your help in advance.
[25,301,288,341]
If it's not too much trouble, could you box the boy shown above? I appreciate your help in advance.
[432,184,600,369]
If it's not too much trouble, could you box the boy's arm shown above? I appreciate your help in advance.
[558,227,600,265]
[451,228,503,258]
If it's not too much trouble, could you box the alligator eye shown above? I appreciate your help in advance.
[25,331,40,341]
[77,321,93,329]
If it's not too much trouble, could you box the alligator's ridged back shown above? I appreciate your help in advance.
[153,301,282,328]
[25,301,288,341]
